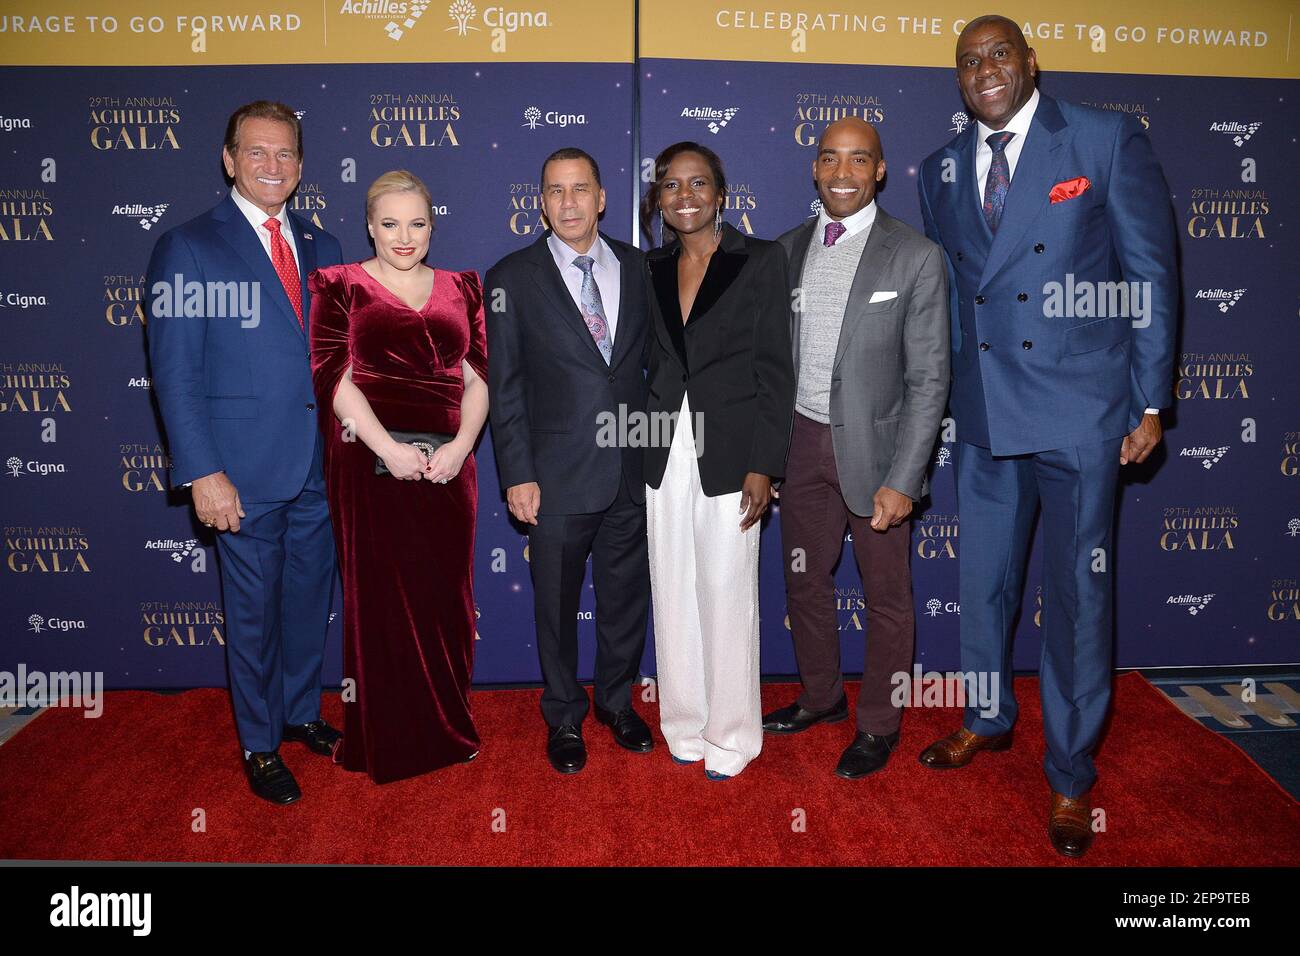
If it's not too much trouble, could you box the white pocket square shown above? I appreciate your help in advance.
[869,290,897,303]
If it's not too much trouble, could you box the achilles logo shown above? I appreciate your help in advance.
[680,106,739,134]
[127,377,151,388]
[144,538,199,562]
[1179,445,1230,469]
[950,111,970,134]
[1166,593,1215,615]
[111,203,170,231]
[387,0,431,40]
[1194,288,1246,312]
[1209,120,1261,146]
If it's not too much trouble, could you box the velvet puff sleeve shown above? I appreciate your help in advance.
[455,269,488,382]
[308,264,353,410]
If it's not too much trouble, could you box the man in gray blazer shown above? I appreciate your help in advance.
[763,117,951,778]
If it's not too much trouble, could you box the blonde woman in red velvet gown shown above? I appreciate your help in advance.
[309,170,488,783]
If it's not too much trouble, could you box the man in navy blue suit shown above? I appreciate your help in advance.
[917,16,1177,856]
[146,101,344,804]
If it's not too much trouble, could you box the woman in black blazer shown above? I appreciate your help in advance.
[640,141,795,779]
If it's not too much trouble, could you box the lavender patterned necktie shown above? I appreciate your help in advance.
[824,221,847,246]
[573,255,612,364]
[983,130,1016,234]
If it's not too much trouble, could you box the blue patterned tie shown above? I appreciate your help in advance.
[983,131,1016,234]
[573,255,612,364]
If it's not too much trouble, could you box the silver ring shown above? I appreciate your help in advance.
[440,478,449,484]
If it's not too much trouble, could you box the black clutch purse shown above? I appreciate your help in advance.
[375,430,456,475]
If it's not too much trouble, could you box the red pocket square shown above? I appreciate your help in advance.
[1050,176,1092,203]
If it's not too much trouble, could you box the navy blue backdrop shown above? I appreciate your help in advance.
[1,53,1297,689]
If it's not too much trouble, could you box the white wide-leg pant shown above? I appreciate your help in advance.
[646,394,762,777]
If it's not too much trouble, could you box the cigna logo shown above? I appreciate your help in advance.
[6,456,65,478]
[950,111,970,134]
[27,613,87,633]
[0,290,48,309]
[522,106,588,130]
[923,598,960,617]
[447,2,550,36]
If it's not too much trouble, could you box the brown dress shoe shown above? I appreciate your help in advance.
[917,726,1013,769]
[1049,792,1094,858]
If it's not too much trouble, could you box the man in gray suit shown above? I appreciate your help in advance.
[763,118,950,778]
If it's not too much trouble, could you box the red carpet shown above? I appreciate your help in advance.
[1,673,1296,865]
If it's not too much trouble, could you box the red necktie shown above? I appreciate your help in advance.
[262,217,302,328]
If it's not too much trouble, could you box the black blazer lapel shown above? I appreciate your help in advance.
[526,233,607,366]
[786,220,817,374]
[685,223,748,325]
[608,236,642,370]
[647,245,688,372]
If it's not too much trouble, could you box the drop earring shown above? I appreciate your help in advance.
[713,206,722,240]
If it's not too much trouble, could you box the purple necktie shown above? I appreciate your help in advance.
[983,131,1016,234]
[823,221,847,247]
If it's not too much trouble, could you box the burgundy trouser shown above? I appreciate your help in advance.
[780,413,915,735]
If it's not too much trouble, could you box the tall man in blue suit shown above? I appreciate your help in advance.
[917,16,1177,857]
[146,101,344,804]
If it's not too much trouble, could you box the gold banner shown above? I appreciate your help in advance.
[0,0,634,64]
[641,1,1300,78]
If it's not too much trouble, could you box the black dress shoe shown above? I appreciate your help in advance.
[282,719,343,757]
[594,705,654,753]
[834,731,900,779]
[546,724,586,774]
[762,693,849,734]
[244,751,301,804]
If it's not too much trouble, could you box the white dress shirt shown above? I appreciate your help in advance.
[975,87,1039,204]
[230,185,299,271]
[815,198,877,244]
[547,231,620,343]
